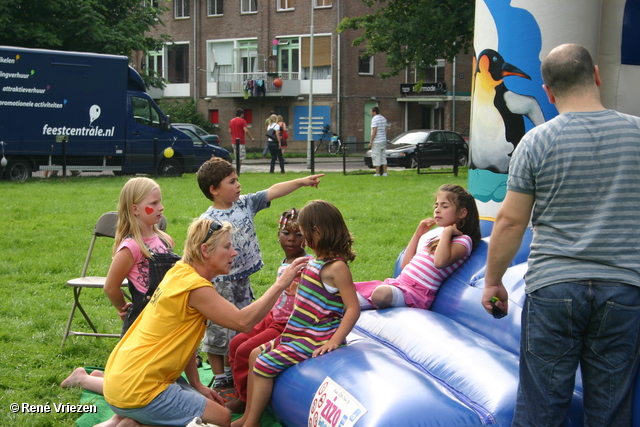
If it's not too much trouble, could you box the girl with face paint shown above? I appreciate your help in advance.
[103,177,176,329]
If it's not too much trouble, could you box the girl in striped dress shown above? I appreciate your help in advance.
[356,184,481,310]
[231,200,360,427]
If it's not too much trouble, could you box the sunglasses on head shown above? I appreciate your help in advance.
[201,220,223,244]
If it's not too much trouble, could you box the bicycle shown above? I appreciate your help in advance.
[314,125,342,155]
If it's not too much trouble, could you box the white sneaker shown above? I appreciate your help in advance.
[187,417,221,427]
[373,174,380,177]
[382,173,388,176]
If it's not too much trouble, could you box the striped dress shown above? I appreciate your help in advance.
[253,257,345,378]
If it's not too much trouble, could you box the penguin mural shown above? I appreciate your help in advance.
[469,49,545,174]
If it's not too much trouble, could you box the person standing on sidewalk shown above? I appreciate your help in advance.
[229,109,254,165]
[369,107,388,177]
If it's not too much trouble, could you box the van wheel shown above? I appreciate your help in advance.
[158,159,183,177]
[457,153,468,167]
[4,159,31,181]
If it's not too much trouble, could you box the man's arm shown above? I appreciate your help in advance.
[369,126,378,148]
[482,190,534,315]
[266,174,324,202]
[243,126,254,141]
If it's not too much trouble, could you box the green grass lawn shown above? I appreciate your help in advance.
[0,168,467,426]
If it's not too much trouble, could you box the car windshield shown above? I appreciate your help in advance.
[179,128,204,145]
[390,131,431,146]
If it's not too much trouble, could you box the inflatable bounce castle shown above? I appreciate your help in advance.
[270,1,640,425]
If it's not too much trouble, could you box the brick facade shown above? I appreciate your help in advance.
[140,1,472,152]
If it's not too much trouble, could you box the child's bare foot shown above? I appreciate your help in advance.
[230,416,245,427]
[225,398,246,414]
[61,367,88,388]
[89,370,104,378]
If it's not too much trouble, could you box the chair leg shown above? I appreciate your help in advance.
[61,287,100,348]
[74,287,99,333]
[61,299,78,348]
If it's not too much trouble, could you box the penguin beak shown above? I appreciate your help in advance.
[501,62,531,80]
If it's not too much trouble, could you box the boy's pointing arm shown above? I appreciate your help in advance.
[266,174,324,202]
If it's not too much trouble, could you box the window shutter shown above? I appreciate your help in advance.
[302,36,331,67]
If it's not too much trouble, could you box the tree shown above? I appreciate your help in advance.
[338,0,474,82]
[0,0,170,88]
[157,99,219,133]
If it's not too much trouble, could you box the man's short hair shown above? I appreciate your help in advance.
[541,44,595,98]
[235,108,244,117]
[371,106,379,115]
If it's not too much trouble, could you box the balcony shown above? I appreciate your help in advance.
[207,72,332,98]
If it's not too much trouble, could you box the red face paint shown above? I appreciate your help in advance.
[145,206,154,215]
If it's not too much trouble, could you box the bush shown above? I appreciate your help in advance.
[157,98,219,133]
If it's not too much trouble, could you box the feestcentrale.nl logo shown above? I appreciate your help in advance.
[41,104,115,137]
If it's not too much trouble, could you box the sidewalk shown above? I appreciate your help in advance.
[238,156,371,173]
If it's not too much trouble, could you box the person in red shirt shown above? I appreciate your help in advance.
[229,109,254,164]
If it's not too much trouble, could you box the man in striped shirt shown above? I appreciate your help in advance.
[483,43,640,426]
[369,106,388,176]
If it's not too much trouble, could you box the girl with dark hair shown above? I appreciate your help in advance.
[356,184,481,310]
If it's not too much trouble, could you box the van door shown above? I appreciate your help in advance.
[125,94,173,174]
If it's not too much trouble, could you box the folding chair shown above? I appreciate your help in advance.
[61,211,167,347]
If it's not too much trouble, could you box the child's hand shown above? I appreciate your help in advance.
[118,302,132,321]
[312,340,340,358]
[446,223,463,236]
[417,218,436,234]
[303,174,325,188]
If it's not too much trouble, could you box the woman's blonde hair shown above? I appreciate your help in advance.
[182,218,232,265]
[114,177,172,258]
[268,114,278,125]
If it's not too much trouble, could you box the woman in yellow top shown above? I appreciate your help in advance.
[102,218,309,427]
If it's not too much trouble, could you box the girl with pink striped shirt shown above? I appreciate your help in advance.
[356,184,481,310]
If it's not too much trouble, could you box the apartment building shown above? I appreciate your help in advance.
[132,0,472,151]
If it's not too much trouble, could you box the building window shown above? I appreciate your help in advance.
[145,0,159,7]
[146,50,163,79]
[167,43,189,83]
[208,0,223,16]
[278,0,294,10]
[210,110,219,125]
[241,0,257,13]
[423,59,445,82]
[175,0,190,18]
[314,0,332,8]
[302,35,331,80]
[358,53,373,75]
[278,38,299,78]
[243,109,253,125]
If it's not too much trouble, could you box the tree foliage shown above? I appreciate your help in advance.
[338,0,474,80]
[157,99,219,133]
[0,0,170,88]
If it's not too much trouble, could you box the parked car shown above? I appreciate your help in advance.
[173,123,220,146]
[364,129,468,169]
[174,126,232,170]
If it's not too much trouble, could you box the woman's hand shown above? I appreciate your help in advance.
[274,257,309,291]
[194,382,225,405]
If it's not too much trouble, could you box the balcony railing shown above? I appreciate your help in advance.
[216,72,299,95]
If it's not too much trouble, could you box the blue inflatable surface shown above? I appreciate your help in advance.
[270,222,591,427]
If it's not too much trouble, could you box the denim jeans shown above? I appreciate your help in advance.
[513,281,640,427]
